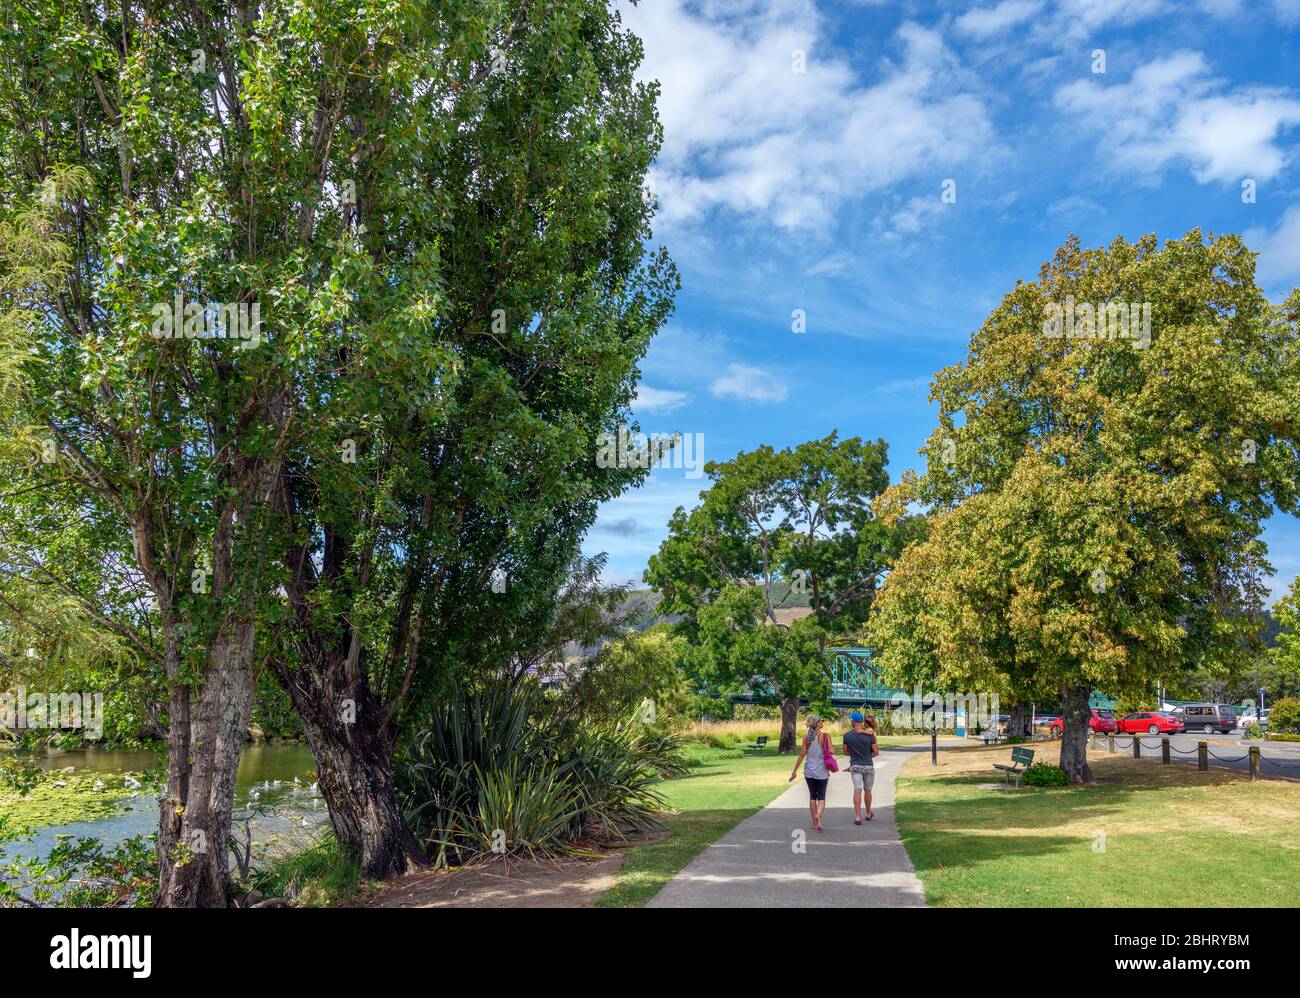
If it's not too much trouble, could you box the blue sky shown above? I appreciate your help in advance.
[584,0,1300,601]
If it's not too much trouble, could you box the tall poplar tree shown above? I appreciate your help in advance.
[0,0,674,901]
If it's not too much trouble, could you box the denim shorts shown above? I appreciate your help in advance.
[850,765,875,790]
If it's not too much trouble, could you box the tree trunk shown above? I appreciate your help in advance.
[149,448,283,908]
[778,695,800,753]
[1009,703,1029,738]
[276,659,427,878]
[1058,683,1094,785]
[157,633,256,907]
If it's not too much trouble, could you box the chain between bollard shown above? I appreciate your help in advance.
[1206,749,1251,763]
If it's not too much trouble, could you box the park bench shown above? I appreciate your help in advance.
[746,735,769,752]
[993,746,1035,787]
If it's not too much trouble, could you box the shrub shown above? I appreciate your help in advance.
[0,835,154,908]
[730,704,781,721]
[395,683,683,867]
[677,741,742,767]
[559,626,690,725]
[1021,762,1068,787]
[248,668,303,741]
[561,718,685,841]
[1243,723,1263,739]
[676,719,780,748]
[1269,697,1300,735]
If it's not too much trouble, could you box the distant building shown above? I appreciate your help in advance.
[763,607,814,627]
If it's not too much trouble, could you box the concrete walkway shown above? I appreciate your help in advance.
[648,744,939,908]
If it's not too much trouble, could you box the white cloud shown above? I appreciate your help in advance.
[805,253,852,277]
[1046,193,1103,219]
[710,363,789,403]
[1275,0,1300,25]
[621,1,993,230]
[1055,51,1300,184]
[633,385,691,413]
[983,0,1293,49]
[954,1,1043,38]
[640,325,734,386]
[875,376,932,396]
[1246,205,1300,287]
[877,194,948,240]
[1051,0,1172,37]
[1195,0,1244,16]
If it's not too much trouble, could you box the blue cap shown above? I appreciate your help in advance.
[849,712,864,723]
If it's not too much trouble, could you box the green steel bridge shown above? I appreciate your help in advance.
[729,647,911,708]
[727,647,1118,711]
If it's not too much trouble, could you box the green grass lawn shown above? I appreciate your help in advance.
[896,743,1300,907]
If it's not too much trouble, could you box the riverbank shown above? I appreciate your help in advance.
[0,743,324,899]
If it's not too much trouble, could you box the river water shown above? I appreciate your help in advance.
[1,743,327,871]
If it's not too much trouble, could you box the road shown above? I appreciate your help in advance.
[1085,730,1300,779]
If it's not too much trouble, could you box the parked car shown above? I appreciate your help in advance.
[1116,711,1185,735]
[1170,702,1237,734]
[1154,711,1187,732]
[1048,709,1118,736]
[1238,709,1270,732]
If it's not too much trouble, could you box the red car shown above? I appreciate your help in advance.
[1117,711,1185,735]
[1048,709,1118,736]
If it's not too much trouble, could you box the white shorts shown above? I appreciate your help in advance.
[850,766,875,790]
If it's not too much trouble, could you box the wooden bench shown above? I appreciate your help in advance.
[746,735,769,752]
[993,746,1035,787]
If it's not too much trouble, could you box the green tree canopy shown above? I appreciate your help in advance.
[646,432,903,749]
[870,231,1300,782]
[0,0,675,901]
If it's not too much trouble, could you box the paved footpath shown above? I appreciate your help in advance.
[648,743,946,908]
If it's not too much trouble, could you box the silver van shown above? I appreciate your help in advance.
[1173,702,1237,734]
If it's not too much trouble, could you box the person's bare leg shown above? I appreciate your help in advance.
[852,787,863,822]
[815,798,826,829]
[809,796,818,828]
[865,787,873,820]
